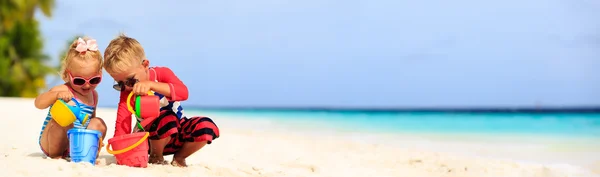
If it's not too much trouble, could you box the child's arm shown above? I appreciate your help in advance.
[114,91,133,136]
[34,84,69,109]
[151,67,189,101]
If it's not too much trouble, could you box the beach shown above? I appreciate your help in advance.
[1,97,598,177]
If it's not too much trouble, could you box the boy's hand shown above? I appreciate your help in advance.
[56,91,74,102]
[132,81,154,95]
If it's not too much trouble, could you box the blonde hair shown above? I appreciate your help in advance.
[103,33,146,74]
[59,36,103,82]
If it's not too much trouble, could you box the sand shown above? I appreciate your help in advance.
[0,97,598,177]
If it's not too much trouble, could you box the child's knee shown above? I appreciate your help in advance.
[87,117,107,132]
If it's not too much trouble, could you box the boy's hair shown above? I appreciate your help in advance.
[103,33,146,73]
[59,36,103,82]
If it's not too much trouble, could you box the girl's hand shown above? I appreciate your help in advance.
[56,91,74,102]
[132,81,154,95]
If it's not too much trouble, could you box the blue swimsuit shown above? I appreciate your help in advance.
[38,89,96,146]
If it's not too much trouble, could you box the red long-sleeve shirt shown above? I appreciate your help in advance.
[113,66,189,137]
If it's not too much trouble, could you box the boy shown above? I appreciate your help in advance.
[103,34,220,167]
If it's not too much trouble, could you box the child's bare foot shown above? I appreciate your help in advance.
[171,157,187,167]
[148,154,168,165]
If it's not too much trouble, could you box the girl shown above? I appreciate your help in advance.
[34,37,107,159]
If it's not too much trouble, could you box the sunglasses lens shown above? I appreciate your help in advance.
[89,77,101,85]
[72,78,86,85]
[113,83,122,91]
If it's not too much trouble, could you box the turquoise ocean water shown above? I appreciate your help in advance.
[185,108,600,170]
[189,108,600,139]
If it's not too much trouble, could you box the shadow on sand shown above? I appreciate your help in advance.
[26,152,117,165]
[27,152,46,158]
[98,154,117,165]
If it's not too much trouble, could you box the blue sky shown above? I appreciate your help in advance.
[37,0,600,108]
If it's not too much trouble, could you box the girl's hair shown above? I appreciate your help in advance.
[59,36,103,82]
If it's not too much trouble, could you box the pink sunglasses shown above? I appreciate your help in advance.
[69,72,102,86]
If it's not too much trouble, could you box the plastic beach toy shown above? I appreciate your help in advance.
[106,132,150,167]
[126,91,160,120]
[49,99,90,127]
[68,128,102,165]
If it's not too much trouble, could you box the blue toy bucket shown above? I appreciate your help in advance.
[67,128,102,165]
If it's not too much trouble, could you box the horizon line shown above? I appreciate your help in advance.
[97,105,600,113]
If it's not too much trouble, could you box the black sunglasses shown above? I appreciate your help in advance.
[112,77,138,91]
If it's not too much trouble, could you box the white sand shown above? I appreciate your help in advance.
[0,97,598,177]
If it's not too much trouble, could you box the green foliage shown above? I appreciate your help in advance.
[0,0,56,97]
